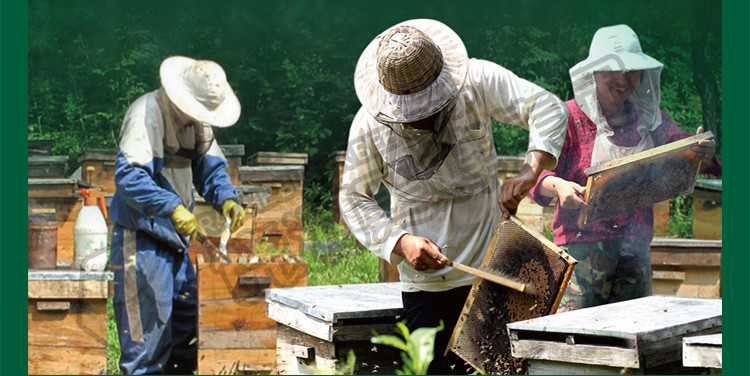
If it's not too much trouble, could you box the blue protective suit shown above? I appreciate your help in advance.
[109,89,238,374]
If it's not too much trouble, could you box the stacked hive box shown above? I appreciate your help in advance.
[196,253,308,374]
[28,178,80,266]
[242,152,307,254]
[77,149,118,193]
[691,179,722,240]
[28,270,112,375]
[220,144,245,185]
[650,237,722,298]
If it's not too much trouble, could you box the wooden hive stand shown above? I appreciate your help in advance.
[28,270,113,375]
[196,253,308,375]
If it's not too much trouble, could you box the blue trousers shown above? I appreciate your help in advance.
[111,225,197,375]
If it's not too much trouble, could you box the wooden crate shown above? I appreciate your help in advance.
[28,270,112,375]
[248,151,309,166]
[29,155,69,178]
[239,166,305,254]
[508,296,722,374]
[220,144,246,185]
[579,133,713,227]
[683,333,722,370]
[651,237,722,298]
[29,178,81,266]
[78,149,117,193]
[692,179,722,240]
[196,253,308,375]
[447,216,577,374]
[266,283,404,375]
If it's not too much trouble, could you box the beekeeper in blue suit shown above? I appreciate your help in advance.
[109,56,246,375]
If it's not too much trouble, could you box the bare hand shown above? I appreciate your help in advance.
[554,179,587,209]
[393,234,448,271]
[499,164,538,216]
[692,127,715,163]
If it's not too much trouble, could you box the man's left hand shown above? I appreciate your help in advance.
[222,200,246,233]
[499,164,538,216]
[692,126,716,163]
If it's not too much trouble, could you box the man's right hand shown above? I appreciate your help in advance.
[171,204,198,239]
[392,234,449,271]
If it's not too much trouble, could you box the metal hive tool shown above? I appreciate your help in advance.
[446,216,577,375]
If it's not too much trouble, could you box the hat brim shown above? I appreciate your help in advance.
[160,56,241,128]
[571,51,663,77]
[354,19,469,123]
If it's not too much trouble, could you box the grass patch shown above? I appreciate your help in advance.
[107,298,121,375]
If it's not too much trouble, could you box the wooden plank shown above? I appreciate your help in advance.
[511,339,640,368]
[683,334,722,369]
[650,237,722,249]
[28,299,107,348]
[198,298,276,332]
[267,300,334,341]
[28,345,106,375]
[527,359,643,375]
[579,133,712,227]
[640,326,721,369]
[652,270,686,281]
[650,251,721,267]
[277,323,337,375]
[248,152,308,166]
[197,258,308,301]
[197,349,276,375]
[239,166,305,182]
[28,279,110,299]
[199,329,276,350]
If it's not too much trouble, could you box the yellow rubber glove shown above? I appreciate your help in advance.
[171,204,198,239]
[222,199,246,233]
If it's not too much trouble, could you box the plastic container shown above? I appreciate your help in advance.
[73,189,109,271]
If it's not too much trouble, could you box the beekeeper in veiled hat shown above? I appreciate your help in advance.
[109,56,246,374]
[339,19,568,374]
[528,25,720,312]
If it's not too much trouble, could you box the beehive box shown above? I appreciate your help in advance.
[28,270,112,375]
[447,216,577,374]
[28,178,81,265]
[248,151,309,166]
[692,179,722,240]
[239,166,305,254]
[507,296,722,374]
[78,149,118,193]
[651,237,722,298]
[220,144,246,185]
[683,333,722,370]
[29,155,69,178]
[28,138,56,156]
[196,253,308,375]
[579,133,712,227]
[266,283,404,375]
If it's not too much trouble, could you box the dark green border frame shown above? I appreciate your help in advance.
[1,0,28,375]
[5,0,748,374]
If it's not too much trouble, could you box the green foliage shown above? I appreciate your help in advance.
[106,298,122,375]
[371,320,444,375]
[668,195,694,238]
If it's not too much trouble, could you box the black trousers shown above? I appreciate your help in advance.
[401,285,472,375]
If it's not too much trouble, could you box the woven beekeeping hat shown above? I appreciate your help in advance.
[354,19,469,123]
[160,56,241,127]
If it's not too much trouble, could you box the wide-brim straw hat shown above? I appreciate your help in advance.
[570,24,662,77]
[354,19,469,123]
[160,56,241,127]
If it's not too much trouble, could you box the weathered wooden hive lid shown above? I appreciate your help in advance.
[219,144,246,158]
[248,151,308,166]
[77,148,118,162]
[238,165,305,183]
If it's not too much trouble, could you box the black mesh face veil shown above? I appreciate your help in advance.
[378,101,457,181]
